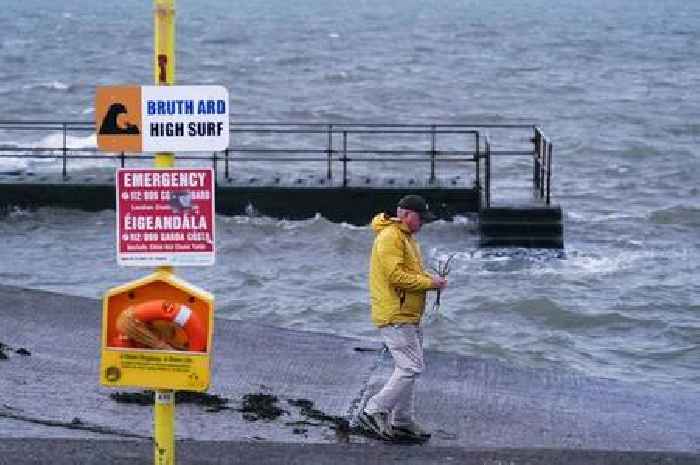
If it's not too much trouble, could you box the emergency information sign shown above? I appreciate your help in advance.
[117,168,215,266]
[96,85,229,152]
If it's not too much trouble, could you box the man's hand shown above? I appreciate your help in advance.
[430,275,448,290]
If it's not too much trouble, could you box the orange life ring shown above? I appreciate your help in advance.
[113,299,206,352]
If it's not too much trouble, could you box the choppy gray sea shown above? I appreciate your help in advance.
[0,0,698,391]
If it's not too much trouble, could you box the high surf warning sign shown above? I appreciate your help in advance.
[96,85,229,152]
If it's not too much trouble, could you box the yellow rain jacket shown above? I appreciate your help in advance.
[369,213,434,327]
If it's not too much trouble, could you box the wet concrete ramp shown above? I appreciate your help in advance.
[0,439,698,465]
[0,285,698,461]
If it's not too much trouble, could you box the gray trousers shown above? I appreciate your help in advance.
[364,324,424,425]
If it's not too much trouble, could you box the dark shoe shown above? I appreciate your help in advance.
[391,420,431,441]
[358,410,393,440]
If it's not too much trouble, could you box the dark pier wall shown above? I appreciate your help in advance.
[0,180,479,225]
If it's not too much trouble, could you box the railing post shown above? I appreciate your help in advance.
[474,132,480,193]
[224,148,230,180]
[547,142,553,205]
[429,125,436,185]
[540,137,546,199]
[62,122,67,178]
[212,151,218,188]
[342,131,348,188]
[533,128,540,190]
[327,124,333,180]
[485,136,491,209]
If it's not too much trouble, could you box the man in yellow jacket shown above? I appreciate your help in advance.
[358,195,447,441]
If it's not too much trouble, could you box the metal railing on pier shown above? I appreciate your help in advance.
[0,121,553,208]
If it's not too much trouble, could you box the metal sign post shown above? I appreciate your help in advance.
[154,1,176,464]
[154,0,176,167]
[155,391,175,465]
[97,3,225,465]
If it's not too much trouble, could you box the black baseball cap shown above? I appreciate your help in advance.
[397,194,436,222]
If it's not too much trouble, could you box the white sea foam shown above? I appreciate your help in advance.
[565,253,623,275]
[34,132,96,150]
[0,133,100,171]
[340,221,368,231]
[0,157,28,172]
[22,81,70,91]
[567,210,646,223]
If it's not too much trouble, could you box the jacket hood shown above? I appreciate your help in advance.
[371,213,409,234]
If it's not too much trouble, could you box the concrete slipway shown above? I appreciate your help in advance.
[0,285,698,464]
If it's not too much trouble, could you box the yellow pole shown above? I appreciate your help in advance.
[154,0,175,168]
[153,2,176,465]
[154,390,175,465]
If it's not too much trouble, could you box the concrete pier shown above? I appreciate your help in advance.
[0,121,565,246]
